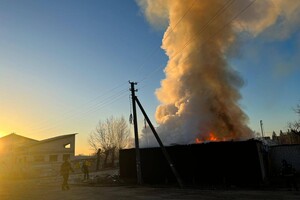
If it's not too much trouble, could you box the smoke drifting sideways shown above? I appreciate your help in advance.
[136,0,300,147]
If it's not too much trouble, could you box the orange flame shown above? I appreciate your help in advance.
[195,132,226,143]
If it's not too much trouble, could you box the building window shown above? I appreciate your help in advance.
[49,155,58,162]
[64,143,71,149]
[34,155,44,162]
[63,154,70,161]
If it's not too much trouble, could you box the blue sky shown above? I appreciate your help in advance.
[0,0,299,154]
[234,30,300,135]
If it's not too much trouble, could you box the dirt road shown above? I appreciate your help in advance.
[0,179,299,200]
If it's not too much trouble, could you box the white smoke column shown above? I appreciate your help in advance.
[137,0,300,146]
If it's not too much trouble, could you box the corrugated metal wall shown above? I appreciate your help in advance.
[269,144,300,176]
[120,140,265,186]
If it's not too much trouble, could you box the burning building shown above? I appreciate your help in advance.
[119,0,300,187]
[120,140,267,186]
[136,0,300,146]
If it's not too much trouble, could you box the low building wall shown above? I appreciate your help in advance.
[120,140,266,187]
[269,144,300,176]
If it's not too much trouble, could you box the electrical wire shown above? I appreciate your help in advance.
[32,89,129,134]
[138,0,257,84]
[137,0,236,84]
[30,88,128,134]
[23,0,199,135]
[26,81,128,132]
[25,0,257,136]
[133,0,198,80]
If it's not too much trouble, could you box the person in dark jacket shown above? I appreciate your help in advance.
[81,160,89,180]
[60,158,74,190]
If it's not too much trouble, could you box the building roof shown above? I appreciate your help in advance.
[0,133,39,144]
[36,133,77,145]
[0,133,77,148]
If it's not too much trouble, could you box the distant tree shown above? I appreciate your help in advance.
[89,116,131,167]
[287,104,300,133]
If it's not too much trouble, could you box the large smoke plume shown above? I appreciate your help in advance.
[137,0,300,146]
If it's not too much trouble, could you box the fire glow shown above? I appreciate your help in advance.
[195,132,226,144]
[137,0,255,147]
[137,0,300,147]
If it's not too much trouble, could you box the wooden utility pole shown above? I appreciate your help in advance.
[129,81,143,184]
[135,97,184,188]
[128,81,183,188]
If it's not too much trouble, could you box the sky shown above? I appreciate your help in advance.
[0,0,299,155]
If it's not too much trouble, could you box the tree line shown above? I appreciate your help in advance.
[88,116,132,168]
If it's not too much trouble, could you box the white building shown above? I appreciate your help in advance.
[0,133,76,178]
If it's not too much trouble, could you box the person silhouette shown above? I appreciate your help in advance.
[60,158,74,190]
[81,160,89,181]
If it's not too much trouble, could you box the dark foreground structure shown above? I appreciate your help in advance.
[120,140,268,187]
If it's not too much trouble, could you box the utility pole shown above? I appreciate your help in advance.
[260,120,264,138]
[135,97,184,188]
[128,81,183,188]
[129,81,143,184]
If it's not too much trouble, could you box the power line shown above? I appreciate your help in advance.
[33,91,129,134]
[26,81,128,131]
[163,0,198,42]
[138,0,257,84]
[21,0,257,136]
[137,0,236,83]
[20,0,203,135]
[30,88,129,134]
[174,0,257,74]
[170,0,236,60]
[133,0,198,80]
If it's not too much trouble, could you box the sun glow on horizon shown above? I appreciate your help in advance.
[0,131,5,138]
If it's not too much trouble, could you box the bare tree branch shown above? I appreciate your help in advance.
[89,115,131,155]
[287,103,300,132]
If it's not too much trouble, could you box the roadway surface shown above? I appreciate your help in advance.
[0,178,299,200]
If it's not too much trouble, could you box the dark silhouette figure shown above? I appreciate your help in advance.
[280,160,298,191]
[81,160,89,180]
[60,158,74,191]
